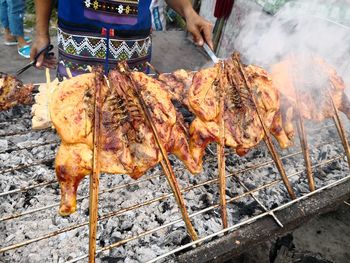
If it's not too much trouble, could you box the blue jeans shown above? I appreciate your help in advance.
[0,0,24,37]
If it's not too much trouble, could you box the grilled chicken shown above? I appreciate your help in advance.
[0,72,34,110]
[51,65,199,215]
[158,69,194,106]
[188,53,291,170]
[271,55,350,139]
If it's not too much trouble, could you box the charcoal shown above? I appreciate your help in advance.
[1,102,349,262]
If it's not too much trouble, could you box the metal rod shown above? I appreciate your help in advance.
[1,154,344,254]
[146,170,350,263]
[88,73,104,263]
[217,62,228,229]
[0,139,339,222]
[0,180,56,197]
[129,72,198,241]
[0,117,31,125]
[0,140,59,154]
[233,54,296,199]
[327,84,350,168]
[0,157,55,174]
[234,177,283,227]
[0,128,52,138]
[69,154,346,263]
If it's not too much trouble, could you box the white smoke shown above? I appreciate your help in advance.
[224,0,350,89]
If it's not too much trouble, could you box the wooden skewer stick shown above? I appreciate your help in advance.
[88,73,104,263]
[288,54,315,192]
[45,68,51,85]
[294,90,315,192]
[128,74,198,241]
[66,67,73,79]
[233,53,296,200]
[146,62,161,76]
[327,84,350,168]
[217,62,228,229]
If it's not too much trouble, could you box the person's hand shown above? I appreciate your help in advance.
[184,9,214,50]
[30,34,57,69]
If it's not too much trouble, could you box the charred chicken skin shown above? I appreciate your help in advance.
[0,72,34,110]
[188,53,291,170]
[51,65,199,216]
[271,55,350,139]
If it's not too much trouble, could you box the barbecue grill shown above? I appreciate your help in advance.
[1,83,350,262]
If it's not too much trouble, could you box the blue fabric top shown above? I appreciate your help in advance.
[58,0,152,35]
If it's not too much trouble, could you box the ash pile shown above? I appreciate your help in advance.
[0,101,349,263]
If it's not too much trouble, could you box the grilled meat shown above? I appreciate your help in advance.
[188,53,291,170]
[158,69,194,106]
[51,65,198,215]
[271,55,350,139]
[0,72,34,110]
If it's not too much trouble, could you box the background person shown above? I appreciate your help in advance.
[0,0,31,58]
[30,0,213,77]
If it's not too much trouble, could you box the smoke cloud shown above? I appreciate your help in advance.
[226,0,350,89]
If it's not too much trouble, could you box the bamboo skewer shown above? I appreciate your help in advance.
[66,67,73,78]
[233,54,296,200]
[295,116,315,191]
[88,73,104,263]
[294,90,315,192]
[290,54,315,192]
[327,84,350,168]
[128,73,198,241]
[217,62,228,229]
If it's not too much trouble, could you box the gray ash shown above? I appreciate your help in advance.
[0,105,350,263]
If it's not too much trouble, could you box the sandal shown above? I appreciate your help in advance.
[18,45,31,59]
[4,37,17,46]
[4,36,32,46]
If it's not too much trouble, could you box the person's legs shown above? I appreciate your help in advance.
[7,0,30,58]
[7,0,26,46]
[0,0,9,29]
[0,0,17,44]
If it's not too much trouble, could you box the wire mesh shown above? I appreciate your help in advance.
[1,104,350,262]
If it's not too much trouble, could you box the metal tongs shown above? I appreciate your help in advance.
[202,43,220,64]
[16,44,54,76]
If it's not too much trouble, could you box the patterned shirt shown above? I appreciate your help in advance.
[57,0,153,77]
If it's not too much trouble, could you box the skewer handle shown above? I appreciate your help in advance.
[328,85,350,168]
[296,118,315,192]
[129,75,198,241]
[88,73,103,263]
[217,63,228,229]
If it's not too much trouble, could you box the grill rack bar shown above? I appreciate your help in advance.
[67,154,346,263]
[2,137,337,222]
[146,171,350,263]
[0,122,339,195]
[234,176,284,227]
[0,157,55,175]
[0,128,52,138]
[0,140,59,154]
[0,149,345,255]
[0,180,57,197]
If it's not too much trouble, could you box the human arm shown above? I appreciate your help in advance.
[30,0,57,69]
[165,0,214,49]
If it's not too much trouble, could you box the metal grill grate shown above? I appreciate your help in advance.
[1,87,350,262]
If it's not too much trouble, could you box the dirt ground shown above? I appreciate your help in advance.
[0,31,349,263]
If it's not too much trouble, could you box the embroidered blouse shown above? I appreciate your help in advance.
[57,0,153,77]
